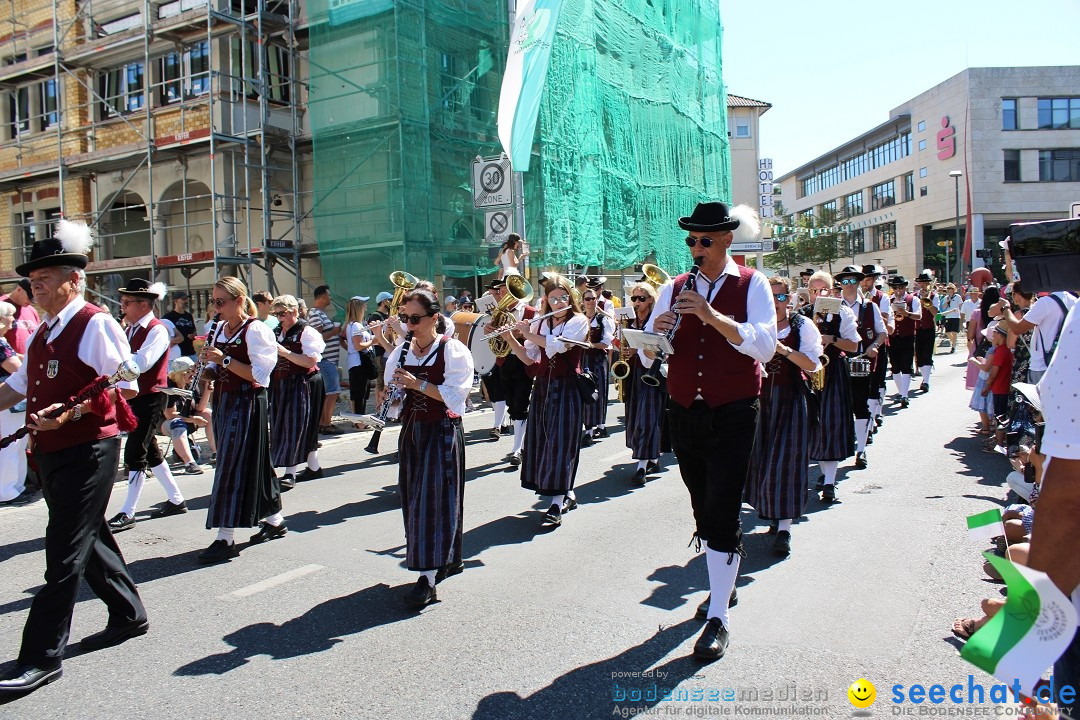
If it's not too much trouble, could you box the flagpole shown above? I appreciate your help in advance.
[507,0,529,283]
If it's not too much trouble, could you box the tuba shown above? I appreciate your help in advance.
[384,270,418,343]
[488,274,533,358]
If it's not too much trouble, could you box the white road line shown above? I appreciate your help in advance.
[221,564,325,600]
[600,449,631,463]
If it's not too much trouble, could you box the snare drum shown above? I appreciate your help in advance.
[451,311,496,375]
[847,356,871,377]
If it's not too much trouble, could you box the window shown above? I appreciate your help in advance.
[918,139,926,151]
[821,199,837,216]
[159,41,210,103]
[7,86,30,137]
[1004,150,1021,182]
[850,229,865,254]
[734,118,751,138]
[844,191,862,217]
[904,173,914,202]
[40,78,58,130]
[873,222,897,251]
[1037,98,1080,129]
[99,61,144,117]
[800,131,911,197]
[1002,99,1018,130]
[919,167,927,178]
[798,209,814,222]
[917,120,926,132]
[919,186,928,197]
[13,212,35,264]
[229,38,290,103]
[1038,149,1080,182]
[870,180,895,210]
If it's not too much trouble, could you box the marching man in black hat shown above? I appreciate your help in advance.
[649,201,776,661]
[887,275,922,408]
[108,279,188,533]
[859,265,894,431]
[0,219,148,693]
[835,266,887,469]
[913,271,938,392]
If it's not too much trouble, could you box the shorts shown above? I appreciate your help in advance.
[318,359,341,394]
[992,393,1009,419]
[944,317,960,333]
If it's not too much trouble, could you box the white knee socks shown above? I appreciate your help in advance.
[920,366,932,384]
[216,527,235,544]
[855,419,870,453]
[493,401,507,428]
[307,451,321,471]
[705,548,741,627]
[150,462,184,504]
[287,464,303,476]
[551,494,565,509]
[512,419,526,453]
[264,512,284,527]
[868,399,882,419]
[636,460,647,471]
[121,471,145,517]
[420,570,436,587]
[819,460,838,486]
[777,519,792,532]
[895,373,911,398]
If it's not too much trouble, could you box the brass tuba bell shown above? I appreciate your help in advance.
[488,275,533,358]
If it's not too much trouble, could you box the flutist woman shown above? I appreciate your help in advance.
[624,281,664,484]
[384,289,473,609]
[500,274,589,528]
[197,277,280,564]
[580,288,615,442]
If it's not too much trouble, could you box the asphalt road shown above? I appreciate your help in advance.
[0,346,1020,719]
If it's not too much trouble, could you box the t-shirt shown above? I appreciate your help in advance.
[0,296,40,355]
[367,311,388,357]
[307,306,340,364]
[960,299,978,322]
[163,310,197,356]
[1024,292,1078,372]
[989,345,1013,395]
[1038,303,1079,460]
[345,321,373,370]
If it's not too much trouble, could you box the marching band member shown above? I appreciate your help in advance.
[836,266,887,470]
[108,279,186,532]
[649,202,777,661]
[913,272,938,393]
[744,277,822,556]
[859,265,894,433]
[887,276,921,408]
[501,274,588,527]
[384,289,473,608]
[802,270,859,501]
[624,281,664,484]
[479,280,510,440]
[197,277,280,563]
[269,295,325,488]
[580,287,615,442]
[486,278,536,466]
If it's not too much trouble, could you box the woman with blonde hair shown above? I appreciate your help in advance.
[345,296,377,415]
[0,301,27,504]
[623,281,666,484]
[499,273,589,527]
[197,276,280,563]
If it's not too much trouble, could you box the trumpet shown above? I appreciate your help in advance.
[488,275,533,358]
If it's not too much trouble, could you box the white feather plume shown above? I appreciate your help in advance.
[148,282,168,300]
[729,204,761,245]
[55,219,94,255]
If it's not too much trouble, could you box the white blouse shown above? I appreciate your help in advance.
[295,324,325,362]
[524,313,589,364]
[210,318,278,388]
[778,317,824,372]
[383,336,475,417]
[585,312,615,349]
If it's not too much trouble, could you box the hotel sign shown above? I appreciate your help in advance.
[758,158,774,219]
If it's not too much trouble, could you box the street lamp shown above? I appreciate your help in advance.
[949,169,963,286]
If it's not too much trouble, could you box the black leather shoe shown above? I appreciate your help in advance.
[562,496,578,512]
[501,424,512,434]
[646,460,660,474]
[773,530,791,556]
[508,451,522,467]
[855,452,868,469]
[0,663,62,693]
[296,467,323,483]
[920,382,930,393]
[693,618,730,661]
[489,427,501,441]
[580,432,593,447]
[900,397,909,408]
[79,619,149,651]
[543,504,562,527]
[814,475,825,492]
[107,513,135,533]
[594,427,608,438]
[822,484,837,503]
[631,468,646,485]
[405,577,437,609]
[279,474,296,492]
[435,560,465,583]
[149,500,187,519]
[694,588,738,620]
[766,521,778,534]
[197,540,239,564]
[866,432,874,446]
[875,416,883,427]
[249,521,288,544]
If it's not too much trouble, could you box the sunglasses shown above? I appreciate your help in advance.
[212,297,233,308]
[398,312,433,325]
[583,296,596,302]
[272,310,291,318]
[808,287,829,294]
[839,277,860,285]
[685,235,714,248]
[630,295,649,303]
[773,293,790,302]
[548,295,571,305]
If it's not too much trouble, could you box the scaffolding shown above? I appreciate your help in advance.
[0,0,310,305]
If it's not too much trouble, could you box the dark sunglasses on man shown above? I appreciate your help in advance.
[685,235,714,248]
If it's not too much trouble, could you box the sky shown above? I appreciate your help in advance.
[719,0,1080,177]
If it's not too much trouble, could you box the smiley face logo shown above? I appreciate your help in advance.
[848,678,876,709]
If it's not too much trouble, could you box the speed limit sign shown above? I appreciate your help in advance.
[472,156,514,209]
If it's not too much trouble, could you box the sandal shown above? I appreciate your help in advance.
[952,618,978,640]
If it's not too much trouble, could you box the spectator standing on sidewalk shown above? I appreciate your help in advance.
[309,285,343,435]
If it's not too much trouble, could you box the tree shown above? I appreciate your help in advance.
[802,207,847,273]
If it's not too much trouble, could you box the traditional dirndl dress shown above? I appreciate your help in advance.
[398,339,465,571]
[745,323,811,521]
[808,313,855,461]
[268,320,322,468]
[207,319,279,529]
[521,345,584,496]
[580,315,611,429]
[625,355,665,460]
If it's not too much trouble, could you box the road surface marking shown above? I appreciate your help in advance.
[221,564,324,600]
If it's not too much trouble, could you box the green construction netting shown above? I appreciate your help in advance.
[308,0,730,301]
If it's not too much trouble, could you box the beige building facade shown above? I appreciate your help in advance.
[777,66,1080,283]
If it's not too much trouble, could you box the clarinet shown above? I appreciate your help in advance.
[189,313,221,396]
[642,262,700,387]
[364,331,414,454]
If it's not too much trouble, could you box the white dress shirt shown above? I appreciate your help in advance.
[585,312,615,350]
[646,256,778,364]
[778,317,824,372]
[295,325,326,363]
[383,336,474,416]
[524,313,589,364]
[209,318,278,387]
[841,295,887,337]
[127,311,171,375]
[5,297,137,395]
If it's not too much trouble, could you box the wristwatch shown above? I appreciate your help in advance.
[222,356,232,370]
[71,405,82,422]
[419,380,429,393]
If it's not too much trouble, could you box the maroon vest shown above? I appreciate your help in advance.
[538,318,584,379]
[916,293,937,330]
[272,321,317,380]
[26,304,119,452]
[895,293,917,337]
[762,317,804,388]
[667,266,761,409]
[129,318,170,396]
[214,319,258,396]
[848,298,880,372]
[402,338,451,422]
[870,289,891,344]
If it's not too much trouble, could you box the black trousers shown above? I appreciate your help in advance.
[482,364,505,403]
[499,355,533,421]
[872,345,889,395]
[20,438,145,669]
[915,328,936,368]
[889,335,915,376]
[348,365,372,414]
[124,393,167,472]
[667,397,758,553]
[849,372,872,419]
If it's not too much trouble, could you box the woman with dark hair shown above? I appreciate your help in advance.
[495,233,528,279]
[966,286,1001,390]
[198,277,281,563]
[580,286,615,442]
[499,273,589,527]
[269,294,325,488]
[384,288,474,608]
